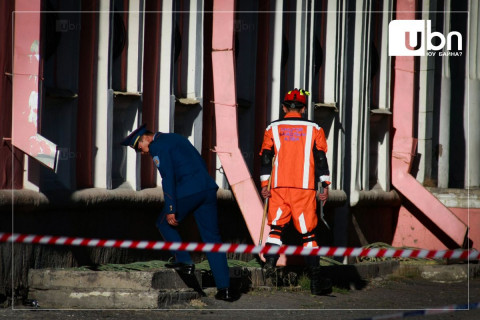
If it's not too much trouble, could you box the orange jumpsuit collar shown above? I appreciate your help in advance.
[284,112,302,119]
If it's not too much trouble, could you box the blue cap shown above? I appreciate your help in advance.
[121,124,148,150]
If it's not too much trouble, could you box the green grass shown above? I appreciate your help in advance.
[332,286,349,294]
[71,258,262,272]
[298,274,310,291]
[195,258,261,271]
[297,274,349,294]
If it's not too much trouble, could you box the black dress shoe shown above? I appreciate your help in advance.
[165,262,195,275]
[215,288,239,302]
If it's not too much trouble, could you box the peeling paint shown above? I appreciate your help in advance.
[28,135,54,157]
[28,91,38,127]
[29,40,40,62]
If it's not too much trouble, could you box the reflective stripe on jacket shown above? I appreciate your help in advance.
[259,113,328,190]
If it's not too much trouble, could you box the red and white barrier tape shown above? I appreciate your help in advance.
[1,232,478,260]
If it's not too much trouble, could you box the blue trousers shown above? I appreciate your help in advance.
[156,188,230,289]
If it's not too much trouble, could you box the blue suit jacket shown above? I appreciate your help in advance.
[148,133,218,215]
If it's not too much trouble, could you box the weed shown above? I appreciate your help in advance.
[298,274,310,291]
[332,286,349,294]
[189,299,207,308]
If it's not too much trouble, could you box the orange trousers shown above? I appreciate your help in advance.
[266,187,318,247]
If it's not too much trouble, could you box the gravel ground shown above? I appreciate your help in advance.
[1,276,479,320]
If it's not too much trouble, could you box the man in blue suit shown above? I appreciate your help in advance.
[122,124,237,301]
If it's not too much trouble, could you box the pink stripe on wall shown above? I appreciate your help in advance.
[0,0,23,189]
[391,0,468,248]
[212,0,284,265]
[12,0,58,170]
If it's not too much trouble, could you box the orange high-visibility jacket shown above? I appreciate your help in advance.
[259,113,329,190]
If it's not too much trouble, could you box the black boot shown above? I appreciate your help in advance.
[263,255,278,279]
[309,266,332,295]
[263,242,280,277]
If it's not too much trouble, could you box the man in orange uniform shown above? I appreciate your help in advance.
[259,88,332,295]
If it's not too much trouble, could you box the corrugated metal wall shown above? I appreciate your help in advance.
[3,0,476,194]
[1,1,478,250]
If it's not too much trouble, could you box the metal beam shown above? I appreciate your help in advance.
[465,0,480,188]
[211,0,266,247]
[438,0,452,188]
[12,0,59,174]
[391,0,468,248]
[94,1,113,189]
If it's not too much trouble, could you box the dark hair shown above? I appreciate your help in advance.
[283,102,306,112]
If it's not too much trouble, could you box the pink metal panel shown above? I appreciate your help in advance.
[211,0,269,247]
[391,0,468,248]
[0,0,24,189]
[212,1,235,51]
[392,164,468,246]
[392,206,449,249]
[451,208,480,250]
[393,207,479,250]
[12,0,58,170]
[214,102,251,185]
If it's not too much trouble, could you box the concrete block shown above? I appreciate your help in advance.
[353,260,400,279]
[28,288,161,309]
[29,269,154,290]
[27,268,204,309]
[395,263,479,283]
[151,270,202,289]
[29,269,202,291]
[157,290,202,308]
[419,265,468,282]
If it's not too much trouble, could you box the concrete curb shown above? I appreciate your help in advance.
[394,263,480,282]
[26,262,479,309]
[28,269,206,309]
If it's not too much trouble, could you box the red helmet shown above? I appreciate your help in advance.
[283,88,309,108]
